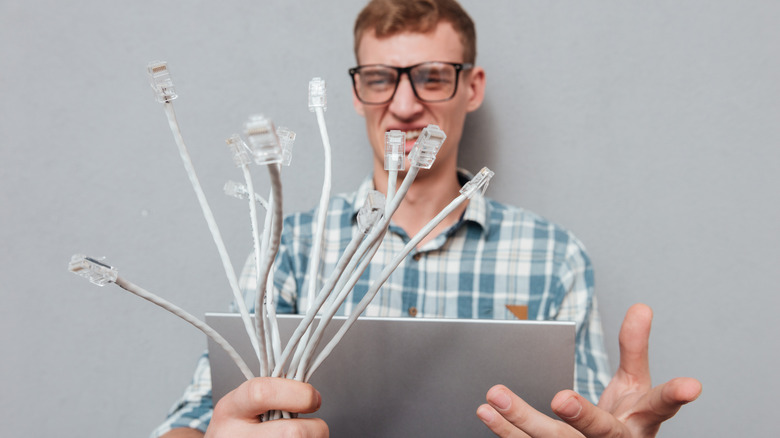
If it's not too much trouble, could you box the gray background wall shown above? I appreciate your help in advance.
[1,0,778,436]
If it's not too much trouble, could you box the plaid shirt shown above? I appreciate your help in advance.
[151,173,611,436]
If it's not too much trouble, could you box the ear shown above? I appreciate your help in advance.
[464,66,486,113]
[352,85,366,117]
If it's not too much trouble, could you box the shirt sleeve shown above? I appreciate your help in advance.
[149,352,214,437]
[554,236,612,404]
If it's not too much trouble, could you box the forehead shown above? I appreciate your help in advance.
[356,21,464,66]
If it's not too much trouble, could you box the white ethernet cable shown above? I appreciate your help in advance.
[293,125,447,380]
[147,61,262,364]
[385,130,406,206]
[305,167,495,381]
[68,254,255,381]
[284,78,332,379]
[224,180,270,210]
[407,124,446,170]
[306,77,331,309]
[325,124,444,312]
[277,127,296,167]
[270,191,385,378]
[226,133,269,373]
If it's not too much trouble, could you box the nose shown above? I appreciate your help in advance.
[388,73,424,121]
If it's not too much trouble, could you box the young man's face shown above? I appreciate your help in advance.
[353,21,485,176]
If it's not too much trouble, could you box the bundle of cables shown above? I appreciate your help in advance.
[69,61,494,421]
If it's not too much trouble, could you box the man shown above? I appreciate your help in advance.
[153,1,700,437]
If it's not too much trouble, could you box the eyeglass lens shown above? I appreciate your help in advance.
[354,62,459,104]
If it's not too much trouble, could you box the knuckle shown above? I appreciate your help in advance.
[279,421,308,438]
[246,378,275,407]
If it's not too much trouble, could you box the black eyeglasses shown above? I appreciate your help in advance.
[349,61,473,105]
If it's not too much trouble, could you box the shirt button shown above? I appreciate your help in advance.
[408,306,418,317]
[412,253,422,261]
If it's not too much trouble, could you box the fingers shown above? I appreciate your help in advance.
[477,404,531,438]
[477,385,578,437]
[552,378,702,438]
[616,303,653,386]
[637,377,703,426]
[242,417,329,438]
[551,390,628,438]
[216,377,322,420]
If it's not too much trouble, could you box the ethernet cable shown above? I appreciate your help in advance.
[305,78,331,309]
[305,167,495,380]
[68,254,254,380]
[293,125,448,379]
[94,63,477,407]
[384,130,406,205]
[223,180,269,210]
[283,78,332,378]
[243,115,286,376]
[266,126,295,364]
[147,61,262,364]
[270,191,385,378]
[321,124,445,315]
[226,133,270,374]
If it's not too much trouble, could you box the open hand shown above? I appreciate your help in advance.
[477,304,702,437]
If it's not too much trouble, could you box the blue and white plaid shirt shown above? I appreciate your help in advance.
[151,172,611,436]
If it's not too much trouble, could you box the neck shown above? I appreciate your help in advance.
[373,163,467,247]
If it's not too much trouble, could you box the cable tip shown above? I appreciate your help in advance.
[244,115,282,165]
[276,127,296,166]
[460,167,495,198]
[385,130,406,171]
[357,190,386,233]
[408,124,446,169]
[308,77,327,112]
[147,61,178,103]
[69,254,118,286]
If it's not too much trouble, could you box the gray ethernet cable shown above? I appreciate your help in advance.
[147,61,262,364]
[305,167,495,380]
[68,255,254,381]
[244,115,285,376]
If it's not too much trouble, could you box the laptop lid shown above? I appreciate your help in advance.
[206,313,575,437]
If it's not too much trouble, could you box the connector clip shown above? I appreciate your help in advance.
[308,77,327,112]
[385,130,406,171]
[276,127,296,166]
[460,167,495,199]
[244,115,282,165]
[69,254,118,286]
[357,190,386,234]
[224,181,269,208]
[147,61,177,103]
[225,134,252,167]
[408,124,446,169]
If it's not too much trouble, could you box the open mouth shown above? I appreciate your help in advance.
[402,128,423,154]
[405,128,422,141]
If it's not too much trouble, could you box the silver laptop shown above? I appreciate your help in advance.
[206,313,575,437]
